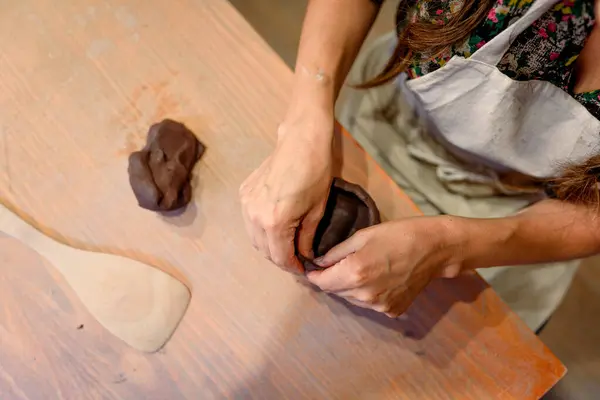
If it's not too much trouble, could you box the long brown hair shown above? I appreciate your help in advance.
[361,0,600,205]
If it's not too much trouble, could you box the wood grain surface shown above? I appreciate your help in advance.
[0,203,191,353]
[0,0,565,399]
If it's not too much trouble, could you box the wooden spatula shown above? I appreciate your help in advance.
[0,203,191,353]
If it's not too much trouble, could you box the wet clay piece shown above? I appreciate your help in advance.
[128,119,205,211]
[301,178,381,272]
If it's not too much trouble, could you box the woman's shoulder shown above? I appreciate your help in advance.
[401,0,596,100]
[397,0,531,28]
[399,0,533,77]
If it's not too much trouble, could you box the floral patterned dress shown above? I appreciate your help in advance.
[395,0,600,118]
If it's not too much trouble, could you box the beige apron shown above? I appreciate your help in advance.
[338,0,596,331]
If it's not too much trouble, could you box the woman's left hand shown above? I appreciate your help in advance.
[306,217,465,317]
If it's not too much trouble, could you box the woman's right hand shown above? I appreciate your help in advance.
[239,110,334,274]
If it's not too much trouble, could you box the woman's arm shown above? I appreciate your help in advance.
[453,199,600,271]
[306,199,600,317]
[288,0,381,119]
[240,0,382,273]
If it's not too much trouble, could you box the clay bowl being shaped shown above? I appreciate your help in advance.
[300,178,381,272]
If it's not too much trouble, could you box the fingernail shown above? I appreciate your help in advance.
[313,257,325,266]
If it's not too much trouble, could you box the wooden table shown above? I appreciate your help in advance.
[0,0,565,398]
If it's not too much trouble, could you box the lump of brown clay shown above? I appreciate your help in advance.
[128,119,205,212]
[300,178,381,272]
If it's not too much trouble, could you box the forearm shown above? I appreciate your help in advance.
[288,0,381,117]
[450,199,600,270]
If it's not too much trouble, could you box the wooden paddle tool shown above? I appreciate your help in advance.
[0,203,191,352]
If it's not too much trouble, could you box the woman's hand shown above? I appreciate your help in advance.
[307,217,465,317]
[240,110,334,274]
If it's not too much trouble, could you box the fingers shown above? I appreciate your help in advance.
[434,263,462,279]
[256,228,272,261]
[295,202,326,259]
[295,222,317,260]
[267,228,304,274]
[336,288,380,304]
[336,288,408,318]
[313,232,367,268]
[240,163,276,261]
[306,255,363,292]
[240,183,270,255]
[341,296,373,310]
[241,208,272,260]
[241,192,302,273]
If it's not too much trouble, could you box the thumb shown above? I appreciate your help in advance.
[296,218,320,259]
[296,205,326,259]
[314,232,365,268]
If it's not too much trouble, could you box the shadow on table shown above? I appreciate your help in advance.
[226,273,505,399]
[321,273,505,363]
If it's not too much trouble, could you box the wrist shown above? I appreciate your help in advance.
[425,216,470,278]
[394,216,470,279]
[444,216,519,274]
[288,64,337,116]
[281,83,336,144]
